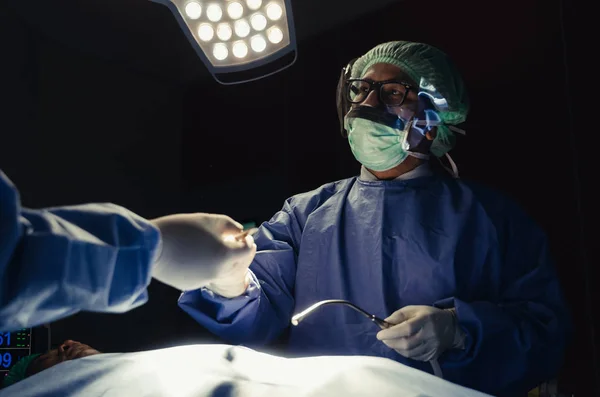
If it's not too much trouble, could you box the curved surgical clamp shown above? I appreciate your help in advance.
[291,299,391,329]
[290,299,444,379]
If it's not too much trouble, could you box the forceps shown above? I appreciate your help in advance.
[223,228,259,243]
[232,228,258,241]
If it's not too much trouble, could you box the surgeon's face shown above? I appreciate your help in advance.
[27,340,101,376]
[355,63,436,180]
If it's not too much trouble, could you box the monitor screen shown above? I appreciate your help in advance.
[0,329,32,377]
[1,326,50,385]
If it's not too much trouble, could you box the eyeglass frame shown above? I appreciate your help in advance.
[345,78,414,108]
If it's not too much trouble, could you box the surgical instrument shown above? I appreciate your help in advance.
[291,299,444,379]
[291,299,391,329]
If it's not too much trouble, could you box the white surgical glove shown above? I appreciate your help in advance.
[150,213,256,294]
[204,232,256,298]
[376,306,466,362]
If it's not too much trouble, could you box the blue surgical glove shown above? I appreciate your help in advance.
[150,213,256,293]
[377,306,466,362]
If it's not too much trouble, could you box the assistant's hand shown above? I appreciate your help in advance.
[376,306,465,362]
[150,213,256,294]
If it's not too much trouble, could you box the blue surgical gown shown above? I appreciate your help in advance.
[179,170,571,397]
[0,171,160,332]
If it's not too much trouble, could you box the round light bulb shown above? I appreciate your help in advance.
[266,3,283,20]
[213,43,229,60]
[250,35,267,52]
[198,24,215,42]
[232,41,249,58]
[246,0,262,10]
[184,2,202,19]
[267,27,283,43]
[216,23,233,40]
[206,4,223,22]
[234,19,251,38]
[227,2,244,19]
[250,13,267,31]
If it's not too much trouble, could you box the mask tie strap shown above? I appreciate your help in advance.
[408,152,430,161]
[448,125,466,135]
[430,359,444,378]
[438,124,464,178]
[437,153,460,178]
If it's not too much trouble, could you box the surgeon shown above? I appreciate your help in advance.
[177,41,571,397]
[0,170,256,332]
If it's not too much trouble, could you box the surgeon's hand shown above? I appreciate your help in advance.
[150,213,256,293]
[376,306,466,362]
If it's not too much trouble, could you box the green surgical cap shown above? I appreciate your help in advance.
[351,41,469,157]
[2,354,41,388]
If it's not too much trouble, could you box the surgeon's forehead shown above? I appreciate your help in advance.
[361,63,416,85]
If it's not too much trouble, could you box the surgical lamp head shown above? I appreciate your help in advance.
[151,0,297,84]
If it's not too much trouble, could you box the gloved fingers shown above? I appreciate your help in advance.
[218,238,256,277]
[245,234,257,248]
[384,310,407,325]
[377,316,424,340]
[213,214,245,235]
[223,233,256,249]
[226,228,259,245]
[237,228,259,240]
[392,340,430,360]
[378,329,424,351]
[384,305,422,325]
[227,236,257,261]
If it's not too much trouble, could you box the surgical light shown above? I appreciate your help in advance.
[250,13,267,31]
[227,1,244,19]
[184,2,202,19]
[206,4,223,21]
[234,19,251,38]
[213,43,229,60]
[151,0,297,84]
[266,2,282,20]
[216,23,233,41]
[250,35,267,52]
[198,23,214,41]
[246,0,262,10]
[267,26,283,44]
[232,41,249,58]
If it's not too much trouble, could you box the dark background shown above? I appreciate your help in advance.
[0,0,595,395]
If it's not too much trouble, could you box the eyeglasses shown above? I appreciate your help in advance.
[345,79,413,107]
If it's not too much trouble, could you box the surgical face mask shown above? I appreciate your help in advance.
[345,117,408,172]
[344,106,427,172]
